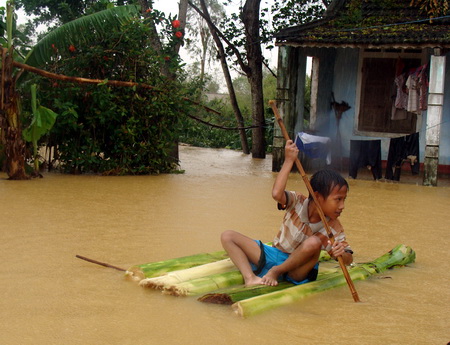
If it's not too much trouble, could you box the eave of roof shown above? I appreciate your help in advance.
[274,0,450,49]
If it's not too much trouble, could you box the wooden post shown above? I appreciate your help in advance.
[423,51,446,186]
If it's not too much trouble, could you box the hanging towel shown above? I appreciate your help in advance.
[295,132,331,165]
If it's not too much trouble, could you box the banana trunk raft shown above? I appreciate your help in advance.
[125,244,415,317]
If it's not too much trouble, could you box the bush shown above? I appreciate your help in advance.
[26,17,191,175]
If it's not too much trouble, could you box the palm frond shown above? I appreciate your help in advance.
[23,5,141,68]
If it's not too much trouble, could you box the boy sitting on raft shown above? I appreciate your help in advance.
[221,139,353,287]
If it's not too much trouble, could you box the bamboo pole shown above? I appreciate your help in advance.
[269,100,360,303]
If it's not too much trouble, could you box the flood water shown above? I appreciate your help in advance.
[1,145,449,345]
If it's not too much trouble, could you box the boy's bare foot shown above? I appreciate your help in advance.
[244,275,264,287]
[260,267,280,286]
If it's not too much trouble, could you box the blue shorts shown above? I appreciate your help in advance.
[250,240,319,285]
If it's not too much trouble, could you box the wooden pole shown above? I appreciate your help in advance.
[269,100,360,302]
[76,255,126,272]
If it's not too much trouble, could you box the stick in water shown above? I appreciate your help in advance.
[76,255,126,272]
[269,100,361,303]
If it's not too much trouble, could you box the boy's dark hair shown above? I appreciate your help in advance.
[308,169,348,200]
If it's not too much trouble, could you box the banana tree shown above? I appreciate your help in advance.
[0,1,140,179]
[0,1,27,179]
[22,84,58,176]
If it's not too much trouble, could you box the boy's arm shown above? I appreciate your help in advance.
[272,140,299,205]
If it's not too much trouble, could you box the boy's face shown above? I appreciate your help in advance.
[318,184,348,220]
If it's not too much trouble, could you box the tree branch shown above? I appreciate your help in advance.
[263,58,277,78]
[11,59,220,115]
[187,0,250,75]
[187,113,262,130]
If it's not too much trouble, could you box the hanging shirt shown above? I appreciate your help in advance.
[417,66,429,111]
[406,74,420,114]
[394,73,408,110]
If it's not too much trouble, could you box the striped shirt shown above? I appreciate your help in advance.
[273,191,351,255]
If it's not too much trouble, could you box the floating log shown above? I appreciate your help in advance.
[125,249,229,282]
[126,242,281,282]
[139,259,236,289]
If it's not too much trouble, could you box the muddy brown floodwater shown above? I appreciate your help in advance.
[1,145,449,345]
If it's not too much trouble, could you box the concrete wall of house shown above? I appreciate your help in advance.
[274,46,449,172]
[327,48,450,169]
[331,48,376,157]
[273,46,337,171]
[300,48,336,135]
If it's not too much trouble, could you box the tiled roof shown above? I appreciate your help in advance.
[274,0,450,48]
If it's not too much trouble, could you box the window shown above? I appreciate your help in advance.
[355,49,425,136]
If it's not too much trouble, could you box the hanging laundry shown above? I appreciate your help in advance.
[394,73,408,110]
[392,59,430,118]
[417,64,429,111]
[406,73,420,113]
[405,63,429,114]
[385,133,420,181]
[349,140,382,180]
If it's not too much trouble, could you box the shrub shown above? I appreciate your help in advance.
[26,17,190,175]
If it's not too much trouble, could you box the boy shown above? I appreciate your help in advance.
[221,139,353,287]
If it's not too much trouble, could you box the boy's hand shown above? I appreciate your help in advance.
[284,140,299,162]
[329,241,346,258]
[328,241,353,265]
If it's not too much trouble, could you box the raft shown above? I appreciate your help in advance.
[126,244,415,317]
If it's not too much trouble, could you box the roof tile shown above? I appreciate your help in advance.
[275,0,450,48]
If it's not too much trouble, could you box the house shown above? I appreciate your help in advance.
[271,0,449,186]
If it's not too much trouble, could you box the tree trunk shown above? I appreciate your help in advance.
[242,0,266,158]
[197,0,250,154]
[139,0,189,162]
[1,48,28,180]
[199,27,208,87]
[175,0,189,55]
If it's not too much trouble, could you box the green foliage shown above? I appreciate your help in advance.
[22,84,59,173]
[271,0,326,33]
[22,5,141,69]
[0,5,32,56]
[178,69,276,152]
[24,15,189,175]
[221,0,326,57]
[15,0,128,26]
[23,85,57,144]
[179,100,249,150]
